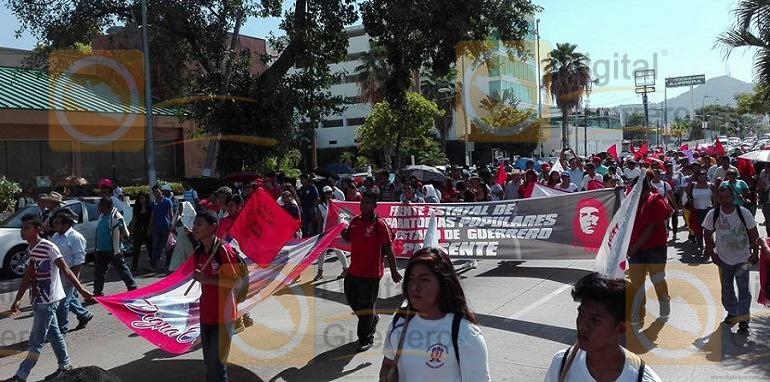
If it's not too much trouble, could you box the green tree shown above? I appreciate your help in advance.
[360,0,540,108]
[356,92,442,168]
[355,42,389,104]
[735,84,770,115]
[542,43,593,149]
[9,0,356,175]
[420,66,456,152]
[718,0,770,101]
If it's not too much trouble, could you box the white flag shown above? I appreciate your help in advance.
[551,158,565,174]
[531,183,568,198]
[594,178,643,278]
[423,210,440,249]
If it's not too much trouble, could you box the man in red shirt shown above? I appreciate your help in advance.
[192,209,241,382]
[341,192,402,352]
[627,177,672,329]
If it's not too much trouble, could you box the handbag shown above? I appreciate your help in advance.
[380,313,412,382]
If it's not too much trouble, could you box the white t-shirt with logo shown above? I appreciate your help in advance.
[544,347,662,382]
[702,206,757,265]
[383,313,490,382]
[26,239,66,305]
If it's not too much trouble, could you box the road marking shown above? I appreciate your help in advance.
[508,283,572,320]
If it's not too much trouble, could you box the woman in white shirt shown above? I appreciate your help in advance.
[380,248,490,382]
[686,169,717,255]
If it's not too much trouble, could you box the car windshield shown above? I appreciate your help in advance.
[0,205,41,228]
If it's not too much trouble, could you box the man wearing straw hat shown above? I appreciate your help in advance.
[41,192,65,239]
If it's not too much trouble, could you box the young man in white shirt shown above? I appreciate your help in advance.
[50,210,94,334]
[4,214,93,382]
[544,273,662,382]
[702,185,760,335]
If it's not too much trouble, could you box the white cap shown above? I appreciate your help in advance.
[160,183,172,191]
[322,185,333,193]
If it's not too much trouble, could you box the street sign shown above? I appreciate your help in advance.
[634,69,656,87]
[665,74,705,88]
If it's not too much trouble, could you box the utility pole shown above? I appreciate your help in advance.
[584,107,588,156]
[634,69,655,145]
[140,0,156,187]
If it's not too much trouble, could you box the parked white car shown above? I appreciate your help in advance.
[0,198,132,277]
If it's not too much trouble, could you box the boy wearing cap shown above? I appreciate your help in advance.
[556,172,578,192]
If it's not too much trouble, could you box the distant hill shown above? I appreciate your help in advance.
[612,76,755,124]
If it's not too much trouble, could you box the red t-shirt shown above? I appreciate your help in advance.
[347,215,392,278]
[196,240,239,325]
[630,193,670,250]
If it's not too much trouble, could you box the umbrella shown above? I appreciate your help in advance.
[223,172,260,182]
[513,157,541,172]
[323,163,354,176]
[400,165,447,182]
[739,149,770,163]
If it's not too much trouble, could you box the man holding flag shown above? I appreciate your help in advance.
[191,209,241,382]
[341,192,402,352]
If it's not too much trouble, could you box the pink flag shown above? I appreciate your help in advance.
[95,225,345,354]
[230,188,300,266]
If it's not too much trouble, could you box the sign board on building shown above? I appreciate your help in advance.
[665,75,706,88]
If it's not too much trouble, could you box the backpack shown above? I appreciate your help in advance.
[558,345,645,382]
[392,312,462,364]
[711,205,748,230]
[195,239,249,300]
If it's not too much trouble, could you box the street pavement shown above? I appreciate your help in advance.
[0,216,768,381]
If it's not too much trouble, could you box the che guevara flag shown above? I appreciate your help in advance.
[94,225,345,354]
[230,188,300,266]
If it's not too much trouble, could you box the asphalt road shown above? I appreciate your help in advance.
[0,216,768,381]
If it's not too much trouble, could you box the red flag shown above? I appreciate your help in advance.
[737,158,755,179]
[714,139,725,157]
[607,144,618,160]
[230,188,301,265]
[634,143,648,160]
[680,144,689,151]
[694,143,699,152]
[496,161,507,186]
[630,142,636,154]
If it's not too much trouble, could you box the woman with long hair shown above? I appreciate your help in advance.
[129,191,153,271]
[380,248,490,381]
[545,170,561,188]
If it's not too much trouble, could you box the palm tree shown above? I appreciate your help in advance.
[340,151,356,167]
[718,0,770,101]
[542,43,592,149]
[355,43,389,104]
[478,88,521,113]
[420,67,456,151]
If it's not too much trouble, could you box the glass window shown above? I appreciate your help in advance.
[7,141,41,183]
[346,117,366,126]
[322,119,344,128]
[84,201,99,222]
[67,202,84,225]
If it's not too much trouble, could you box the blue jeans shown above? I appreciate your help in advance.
[150,227,169,269]
[719,261,752,326]
[200,324,231,382]
[56,281,92,332]
[16,302,71,380]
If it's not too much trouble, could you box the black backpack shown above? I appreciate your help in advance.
[711,205,748,230]
[391,312,462,363]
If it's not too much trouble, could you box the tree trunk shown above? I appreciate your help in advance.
[561,108,570,149]
[394,129,404,170]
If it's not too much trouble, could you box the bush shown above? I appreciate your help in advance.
[92,182,184,201]
[0,177,21,213]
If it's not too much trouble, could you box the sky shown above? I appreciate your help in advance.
[0,0,755,107]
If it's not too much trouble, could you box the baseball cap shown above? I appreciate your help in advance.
[323,185,333,193]
[160,183,172,192]
[561,171,571,177]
